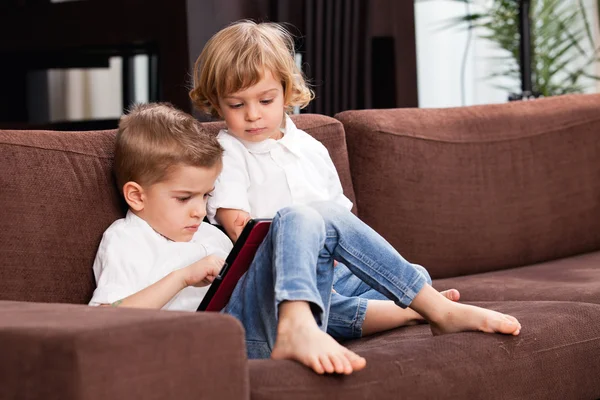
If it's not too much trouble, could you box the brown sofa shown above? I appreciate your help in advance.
[1,94,599,399]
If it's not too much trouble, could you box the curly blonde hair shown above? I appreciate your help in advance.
[190,20,314,118]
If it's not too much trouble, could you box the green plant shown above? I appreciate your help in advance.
[434,0,600,96]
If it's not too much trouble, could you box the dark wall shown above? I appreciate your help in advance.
[369,0,419,108]
[186,0,271,74]
[274,0,418,114]
[186,0,272,120]
[0,0,418,128]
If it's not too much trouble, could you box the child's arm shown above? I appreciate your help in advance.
[107,255,224,309]
[215,208,251,242]
[206,136,252,229]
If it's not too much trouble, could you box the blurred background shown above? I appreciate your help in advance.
[0,0,598,130]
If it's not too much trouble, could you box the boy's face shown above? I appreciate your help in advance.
[218,69,286,142]
[136,164,221,242]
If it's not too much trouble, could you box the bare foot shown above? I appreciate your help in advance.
[429,302,521,336]
[441,288,460,302]
[360,288,461,335]
[412,288,460,323]
[410,288,460,324]
[272,302,367,375]
[412,285,521,336]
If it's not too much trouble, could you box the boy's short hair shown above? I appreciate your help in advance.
[190,20,314,118]
[114,103,223,192]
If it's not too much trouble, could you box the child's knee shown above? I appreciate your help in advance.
[413,264,432,285]
[309,201,349,219]
[275,204,324,231]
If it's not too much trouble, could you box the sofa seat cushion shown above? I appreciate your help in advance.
[433,250,600,304]
[248,301,600,400]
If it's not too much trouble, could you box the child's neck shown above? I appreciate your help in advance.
[129,209,176,242]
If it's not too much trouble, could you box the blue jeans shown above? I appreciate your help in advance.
[223,201,428,359]
[328,262,432,339]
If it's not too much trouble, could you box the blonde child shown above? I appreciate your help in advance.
[189,20,521,345]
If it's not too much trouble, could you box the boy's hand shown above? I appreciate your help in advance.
[182,255,225,288]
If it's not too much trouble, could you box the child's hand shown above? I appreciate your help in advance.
[232,211,251,240]
[183,255,225,287]
[215,209,252,242]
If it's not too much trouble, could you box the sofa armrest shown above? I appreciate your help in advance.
[0,301,248,400]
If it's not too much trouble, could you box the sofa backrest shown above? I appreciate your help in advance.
[338,94,600,278]
[0,114,355,304]
[0,129,123,304]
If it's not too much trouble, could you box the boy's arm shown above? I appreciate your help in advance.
[104,255,224,309]
[215,208,251,243]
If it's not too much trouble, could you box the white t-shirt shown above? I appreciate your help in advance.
[89,210,233,311]
[207,115,352,222]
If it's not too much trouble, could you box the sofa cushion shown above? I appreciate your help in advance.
[248,301,600,399]
[0,130,124,304]
[434,250,600,304]
[337,94,600,278]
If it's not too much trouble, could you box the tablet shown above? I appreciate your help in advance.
[197,219,272,312]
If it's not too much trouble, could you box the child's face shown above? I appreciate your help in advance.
[218,69,286,142]
[138,164,221,242]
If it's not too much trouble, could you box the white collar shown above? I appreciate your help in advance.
[126,210,206,244]
[232,115,302,156]
[126,210,172,243]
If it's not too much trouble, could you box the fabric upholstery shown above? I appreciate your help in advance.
[2,94,600,399]
[0,130,124,304]
[249,301,600,400]
[337,94,600,278]
[0,301,248,400]
[434,250,600,304]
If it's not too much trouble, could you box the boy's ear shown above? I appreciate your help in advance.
[122,181,145,211]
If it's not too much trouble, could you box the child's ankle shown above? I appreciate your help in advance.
[277,301,315,330]
[411,285,456,324]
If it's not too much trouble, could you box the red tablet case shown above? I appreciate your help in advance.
[197,219,271,312]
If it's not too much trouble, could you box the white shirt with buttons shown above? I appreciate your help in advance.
[207,115,352,223]
[89,210,233,311]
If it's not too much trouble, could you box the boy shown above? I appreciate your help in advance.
[89,103,231,310]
